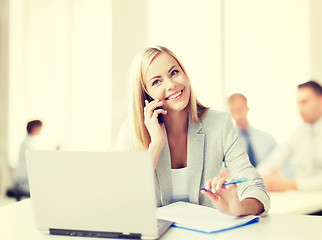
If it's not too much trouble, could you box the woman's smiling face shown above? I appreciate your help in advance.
[145,52,191,112]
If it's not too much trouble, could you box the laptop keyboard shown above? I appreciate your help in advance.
[50,228,141,239]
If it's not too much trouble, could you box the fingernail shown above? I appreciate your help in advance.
[216,186,220,191]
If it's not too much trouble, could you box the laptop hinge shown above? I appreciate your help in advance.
[50,228,142,239]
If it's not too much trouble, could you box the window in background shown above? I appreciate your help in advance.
[147,0,224,110]
[147,0,311,144]
[224,0,310,144]
[8,0,112,167]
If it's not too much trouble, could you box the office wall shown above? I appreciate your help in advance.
[109,0,148,150]
[147,0,224,110]
[0,0,10,195]
[0,0,9,160]
[8,0,112,166]
[224,0,310,143]
[311,0,322,82]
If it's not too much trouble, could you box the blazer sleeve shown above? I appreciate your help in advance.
[222,113,270,216]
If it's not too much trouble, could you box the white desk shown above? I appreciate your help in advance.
[1,200,322,240]
[269,191,322,214]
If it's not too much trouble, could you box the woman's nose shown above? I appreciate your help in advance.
[164,78,177,91]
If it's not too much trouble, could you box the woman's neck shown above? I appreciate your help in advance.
[164,109,189,136]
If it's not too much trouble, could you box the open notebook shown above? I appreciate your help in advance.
[156,202,260,234]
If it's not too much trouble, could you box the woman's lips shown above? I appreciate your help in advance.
[165,90,183,101]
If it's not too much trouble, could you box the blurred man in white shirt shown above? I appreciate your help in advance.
[258,81,322,191]
[7,120,43,200]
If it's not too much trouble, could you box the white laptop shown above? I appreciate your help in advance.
[26,150,172,239]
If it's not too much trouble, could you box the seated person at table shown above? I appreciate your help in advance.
[118,46,270,216]
[257,81,322,192]
[7,120,43,200]
[227,93,277,168]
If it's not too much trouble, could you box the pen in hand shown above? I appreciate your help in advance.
[200,178,249,192]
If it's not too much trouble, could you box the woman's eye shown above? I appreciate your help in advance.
[171,70,179,77]
[152,79,161,86]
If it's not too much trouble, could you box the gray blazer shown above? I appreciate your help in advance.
[154,110,270,215]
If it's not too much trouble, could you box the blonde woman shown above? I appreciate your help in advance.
[118,46,269,216]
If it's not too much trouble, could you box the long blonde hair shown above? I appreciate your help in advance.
[128,46,209,150]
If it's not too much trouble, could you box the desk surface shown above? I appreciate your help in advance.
[269,190,322,214]
[1,200,322,240]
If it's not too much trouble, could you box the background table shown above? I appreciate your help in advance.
[269,190,322,214]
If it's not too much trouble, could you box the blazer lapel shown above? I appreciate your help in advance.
[155,116,205,205]
[155,136,172,206]
[187,116,205,204]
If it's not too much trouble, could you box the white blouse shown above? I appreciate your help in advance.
[171,167,189,202]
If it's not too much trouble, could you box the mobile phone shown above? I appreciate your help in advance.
[145,93,164,124]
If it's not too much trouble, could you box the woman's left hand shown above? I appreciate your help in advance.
[201,177,244,216]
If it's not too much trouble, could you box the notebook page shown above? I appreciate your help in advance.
[157,202,260,233]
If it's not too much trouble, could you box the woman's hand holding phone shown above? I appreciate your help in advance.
[144,99,167,169]
[144,99,167,145]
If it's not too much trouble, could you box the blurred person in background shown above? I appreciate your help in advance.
[258,81,322,192]
[227,93,277,168]
[7,120,43,200]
